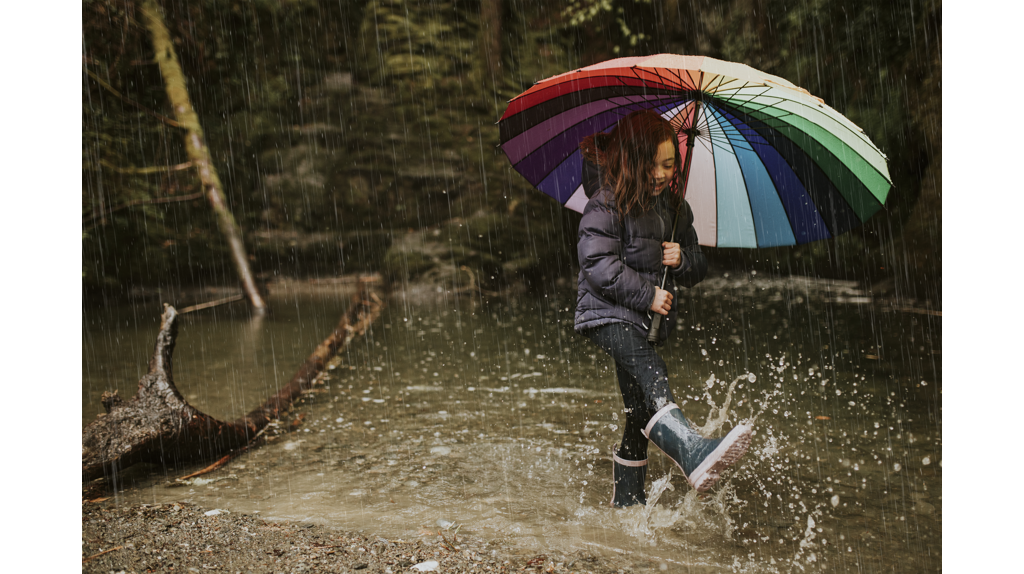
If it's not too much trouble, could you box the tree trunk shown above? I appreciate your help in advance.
[480,0,502,80]
[82,276,385,483]
[140,0,267,312]
[478,0,503,112]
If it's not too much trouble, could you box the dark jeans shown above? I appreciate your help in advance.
[584,322,677,461]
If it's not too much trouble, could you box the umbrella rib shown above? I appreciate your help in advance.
[721,96,893,187]
[505,93,685,164]
[624,66,672,92]
[697,135,715,155]
[644,66,677,91]
[695,104,713,133]
[721,86,884,164]
[772,97,892,168]
[664,104,687,128]
[729,107,842,242]
[721,102,877,234]
[507,71,686,112]
[501,87,682,141]
[705,75,759,100]
[717,106,763,247]
[707,136,738,157]
[717,85,786,113]
[512,92,690,189]
[695,103,727,153]
[719,84,845,130]
[665,67,693,92]
[714,106,763,154]
[704,73,734,96]
[670,102,690,120]
[616,94,672,118]
[663,67,691,91]
[722,108,802,246]
[697,102,715,139]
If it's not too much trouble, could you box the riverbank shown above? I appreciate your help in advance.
[81,272,941,573]
[82,500,667,574]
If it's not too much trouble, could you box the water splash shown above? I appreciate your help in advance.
[618,471,740,549]
[692,373,747,436]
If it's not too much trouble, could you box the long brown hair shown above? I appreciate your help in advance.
[580,110,681,216]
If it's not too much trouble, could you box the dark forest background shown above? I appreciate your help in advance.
[82,0,941,305]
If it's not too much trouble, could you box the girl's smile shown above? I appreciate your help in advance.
[651,139,676,195]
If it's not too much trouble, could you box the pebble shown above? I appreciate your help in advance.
[912,501,936,516]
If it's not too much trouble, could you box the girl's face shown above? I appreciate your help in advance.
[651,139,676,195]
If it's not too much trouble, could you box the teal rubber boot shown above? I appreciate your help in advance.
[609,449,647,508]
[643,404,751,492]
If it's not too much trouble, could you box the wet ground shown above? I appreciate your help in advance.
[83,501,631,574]
[83,272,941,572]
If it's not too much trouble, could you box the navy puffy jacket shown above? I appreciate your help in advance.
[574,180,707,343]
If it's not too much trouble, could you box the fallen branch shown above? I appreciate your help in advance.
[83,191,204,231]
[83,546,124,563]
[437,530,456,552]
[176,452,235,481]
[84,66,181,128]
[82,276,385,483]
[890,305,942,317]
[98,159,195,174]
[178,294,246,314]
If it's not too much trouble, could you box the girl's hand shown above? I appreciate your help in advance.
[650,287,673,315]
[662,242,682,268]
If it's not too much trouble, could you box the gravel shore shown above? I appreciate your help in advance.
[82,501,645,574]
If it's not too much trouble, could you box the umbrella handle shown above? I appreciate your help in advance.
[647,314,664,344]
[647,262,672,344]
[647,101,700,346]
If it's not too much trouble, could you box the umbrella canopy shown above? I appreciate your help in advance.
[498,54,892,248]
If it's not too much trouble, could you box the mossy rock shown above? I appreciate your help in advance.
[383,247,436,282]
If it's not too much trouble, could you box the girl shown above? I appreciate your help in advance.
[575,110,752,507]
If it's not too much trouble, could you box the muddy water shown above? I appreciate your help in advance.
[82,275,941,572]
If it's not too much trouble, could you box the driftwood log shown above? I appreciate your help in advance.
[82,277,384,483]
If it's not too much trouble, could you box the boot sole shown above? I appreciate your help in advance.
[650,424,752,493]
[687,424,751,492]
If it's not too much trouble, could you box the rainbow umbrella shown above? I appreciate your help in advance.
[498,54,892,247]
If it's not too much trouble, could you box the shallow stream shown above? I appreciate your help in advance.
[83,274,941,572]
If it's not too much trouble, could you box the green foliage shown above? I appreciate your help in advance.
[356,0,476,89]
[562,0,654,54]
